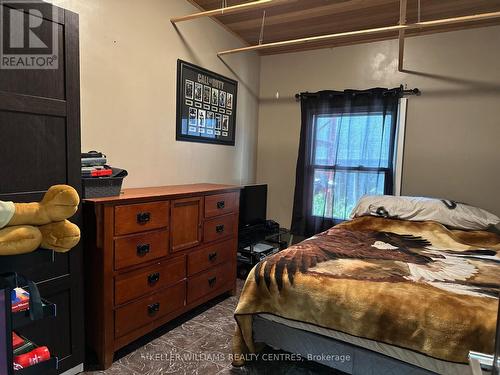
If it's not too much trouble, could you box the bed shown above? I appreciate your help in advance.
[232,216,500,374]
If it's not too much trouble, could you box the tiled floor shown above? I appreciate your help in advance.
[84,279,334,375]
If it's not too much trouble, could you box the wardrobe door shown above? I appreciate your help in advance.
[171,197,203,252]
[0,3,83,374]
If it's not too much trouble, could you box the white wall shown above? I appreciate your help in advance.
[49,0,261,187]
[257,26,500,227]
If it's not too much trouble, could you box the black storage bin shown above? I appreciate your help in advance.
[82,167,127,199]
[82,176,124,199]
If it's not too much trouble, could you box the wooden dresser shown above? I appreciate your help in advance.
[83,183,241,369]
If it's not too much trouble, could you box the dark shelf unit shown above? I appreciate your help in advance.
[13,336,58,375]
[0,250,54,275]
[0,2,84,373]
[3,283,59,375]
[12,300,57,330]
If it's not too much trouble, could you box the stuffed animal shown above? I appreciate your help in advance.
[0,185,81,255]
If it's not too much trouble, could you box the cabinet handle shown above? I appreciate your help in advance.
[208,252,218,261]
[147,302,160,316]
[137,212,151,224]
[215,224,224,233]
[216,201,225,209]
[137,244,150,256]
[147,272,160,285]
[208,276,217,287]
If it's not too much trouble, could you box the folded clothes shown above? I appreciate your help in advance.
[81,157,107,167]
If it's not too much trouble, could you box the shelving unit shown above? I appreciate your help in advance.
[2,280,58,374]
[12,299,57,330]
[13,336,58,375]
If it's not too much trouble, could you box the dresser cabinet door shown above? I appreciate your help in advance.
[171,197,202,252]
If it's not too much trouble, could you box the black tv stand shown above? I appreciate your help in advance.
[237,221,290,279]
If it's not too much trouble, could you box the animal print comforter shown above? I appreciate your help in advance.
[233,216,500,365]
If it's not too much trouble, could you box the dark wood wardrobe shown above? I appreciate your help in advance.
[0,2,84,374]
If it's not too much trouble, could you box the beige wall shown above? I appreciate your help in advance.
[49,0,260,187]
[257,26,500,227]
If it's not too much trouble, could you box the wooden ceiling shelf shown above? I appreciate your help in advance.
[183,0,500,55]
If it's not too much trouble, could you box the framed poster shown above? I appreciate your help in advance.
[176,59,238,146]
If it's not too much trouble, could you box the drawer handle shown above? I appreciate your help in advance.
[217,201,225,209]
[137,212,151,224]
[147,272,160,285]
[147,302,160,316]
[208,276,217,287]
[215,224,225,233]
[208,252,218,261]
[137,244,151,256]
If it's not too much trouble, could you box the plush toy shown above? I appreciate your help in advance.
[0,185,81,255]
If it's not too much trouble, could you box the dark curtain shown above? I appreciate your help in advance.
[291,87,401,237]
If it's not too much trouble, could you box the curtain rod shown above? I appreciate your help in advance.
[294,86,421,101]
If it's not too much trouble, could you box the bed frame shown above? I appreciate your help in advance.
[253,316,466,375]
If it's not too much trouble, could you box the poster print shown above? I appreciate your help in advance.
[194,83,203,102]
[198,109,206,128]
[177,60,238,146]
[215,114,221,130]
[189,107,197,125]
[211,88,219,106]
[207,111,214,128]
[203,85,211,104]
[219,91,226,108]
[185,80,194,100]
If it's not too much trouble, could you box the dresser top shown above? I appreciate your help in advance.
[83,183,241,204]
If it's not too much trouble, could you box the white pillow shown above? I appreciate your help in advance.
[351,195,500,230]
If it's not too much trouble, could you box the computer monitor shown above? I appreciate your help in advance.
[239,184,267,228]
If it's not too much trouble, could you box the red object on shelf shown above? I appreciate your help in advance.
[12,332,24,349]
[92,169,113,177]
[13,346,50,370]
[11,287,30,312]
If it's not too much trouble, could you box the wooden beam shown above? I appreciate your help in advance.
[217,10,500,56]
[398,0,407,72]
[171,0,275,24]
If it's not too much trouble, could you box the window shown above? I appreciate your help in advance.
[311,111,397,221]
[291,88,403,238]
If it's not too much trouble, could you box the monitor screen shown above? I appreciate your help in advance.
[239,184,267,227]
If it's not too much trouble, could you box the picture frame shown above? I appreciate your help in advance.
[176,59,238,146]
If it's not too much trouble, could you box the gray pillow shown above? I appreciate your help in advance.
[351,195,500,230]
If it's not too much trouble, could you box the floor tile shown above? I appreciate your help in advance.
[190,303,238,334]
[157,319,215,350]
[184,329,233,368]
[83,362,138,374]
[119,340,224,375]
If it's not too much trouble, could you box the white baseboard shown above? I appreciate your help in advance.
[60,363,84,375]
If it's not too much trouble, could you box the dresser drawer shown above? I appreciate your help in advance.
[203,215,235,243]
[114,230,168,270]
[115,256,186,305]
[187,240,234,276]
[115,282,185,338]
[187,262,233,304]
[115,201,169,235]
[204,192,237,218]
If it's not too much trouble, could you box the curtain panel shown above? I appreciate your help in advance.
[291,87,401,237]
